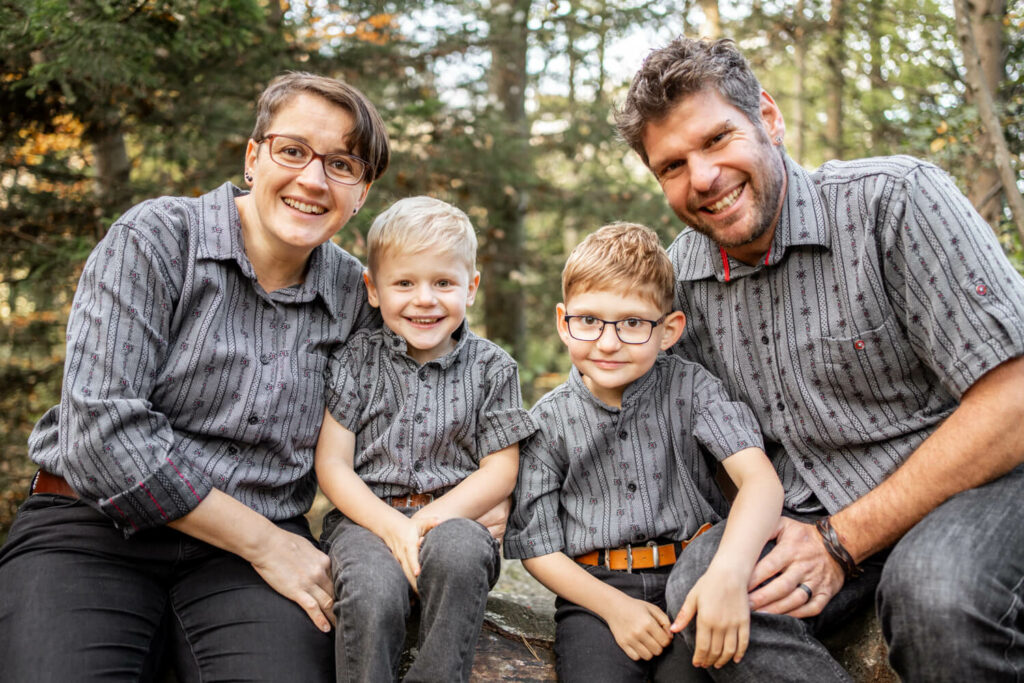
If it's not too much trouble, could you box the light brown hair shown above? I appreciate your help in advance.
[562,222,675,312]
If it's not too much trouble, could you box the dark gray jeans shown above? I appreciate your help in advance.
[0,493,333,682]
[323,511,500,683]
[666,464,1024,682]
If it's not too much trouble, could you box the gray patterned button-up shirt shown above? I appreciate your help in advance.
[670,155,1024,514]
[325,323,535,498]
[28,182,378,534]
[504,354,764,559]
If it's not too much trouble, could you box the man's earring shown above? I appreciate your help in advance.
[775,137,782,144]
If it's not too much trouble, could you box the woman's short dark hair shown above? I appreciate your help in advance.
[615,38,763,167]
[252,72,390,182]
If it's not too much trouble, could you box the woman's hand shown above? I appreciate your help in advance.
[249,525,336,632]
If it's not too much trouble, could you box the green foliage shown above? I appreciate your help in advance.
[1,0,1023,537]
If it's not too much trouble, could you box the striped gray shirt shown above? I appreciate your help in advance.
[669,155,1024,514]
[325,323,535,498]
[28,182,378,534]
[504,354,764,559]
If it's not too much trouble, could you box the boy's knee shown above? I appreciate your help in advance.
[420,518,497,578]
[665,526,723,614]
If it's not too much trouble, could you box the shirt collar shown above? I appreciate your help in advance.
[567,355,665,411]
[673,155,831,283]
[195,181,343,318]
[381,319,470,369]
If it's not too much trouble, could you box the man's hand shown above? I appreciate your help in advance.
[600,594,674,661]
[248,526,337,632]
[746,517,845,618]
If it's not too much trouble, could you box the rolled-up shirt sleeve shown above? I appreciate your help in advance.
[884,164,1024,398]
[50,218,213,533]
[504,421,566,560]
[690,364,764,462]
[477,364,536,457]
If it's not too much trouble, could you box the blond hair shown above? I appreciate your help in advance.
[367,196,477,274]
[562,222,675,311]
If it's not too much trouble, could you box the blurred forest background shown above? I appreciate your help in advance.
[2,0,1022,537]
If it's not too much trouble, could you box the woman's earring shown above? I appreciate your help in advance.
[245,172,253,183]
[775,137,782,144]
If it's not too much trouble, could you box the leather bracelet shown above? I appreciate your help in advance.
[814,517,862,578]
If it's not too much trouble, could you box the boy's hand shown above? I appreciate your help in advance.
[380,514,438,592]
[671,565,750,669]
[601,594,673,661]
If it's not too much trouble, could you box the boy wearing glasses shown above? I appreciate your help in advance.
[505,223,785,681]
[314,196,535,682]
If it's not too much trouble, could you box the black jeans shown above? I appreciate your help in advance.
[0,493,332,682]
[553,563,712,683]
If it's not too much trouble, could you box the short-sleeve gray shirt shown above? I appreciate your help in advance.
[504,353,764,559]
[325,322,535,498]
[28,182,379,533]
[669,155,1024,513]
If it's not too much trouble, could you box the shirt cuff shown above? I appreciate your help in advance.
[98,455,213,534]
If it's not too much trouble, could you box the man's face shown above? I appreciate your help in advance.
[642,89,787,262]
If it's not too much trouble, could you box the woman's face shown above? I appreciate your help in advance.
[241,92,371,263]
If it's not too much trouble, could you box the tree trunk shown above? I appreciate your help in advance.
[825,0,845,159]
[960,0,1005,230]
[791,0,807,164]
[482,0,530,361]
[954,0,1024,241]
[699,0,721,38]
[89,118,132,236]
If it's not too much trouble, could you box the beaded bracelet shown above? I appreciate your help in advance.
[814,517,862,578]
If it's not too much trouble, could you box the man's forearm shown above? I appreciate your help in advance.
[832,355,1024,562]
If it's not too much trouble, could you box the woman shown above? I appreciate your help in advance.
[0,73,389,681]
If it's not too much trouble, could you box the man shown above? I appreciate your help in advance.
[616,37,1024,681]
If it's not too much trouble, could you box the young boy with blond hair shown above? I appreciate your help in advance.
[315,196,535,682]
[504,222,784,681]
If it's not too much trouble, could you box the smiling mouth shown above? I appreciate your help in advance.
[703,185,743,214]
[283,197,326,215]
[408,317,442,325]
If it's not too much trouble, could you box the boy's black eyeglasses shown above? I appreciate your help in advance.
[257,134,369,185]
[563,315,666,345]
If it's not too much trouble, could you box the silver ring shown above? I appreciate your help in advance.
[797,583,813,601]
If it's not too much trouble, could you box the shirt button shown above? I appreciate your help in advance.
[413,461,423,472]
[392,338,401,347]
[761,335,770,345]
[627,482,637,492]
[976,284,988,295]
[415,413,424,423]
[853,339,865,350]
[776,401,785,411]
[802,458,813,469]
[260,354,271,365]
[227,445,239,455]
[618,430,628,440]
[248,414,259,425]
[418,369,428,380]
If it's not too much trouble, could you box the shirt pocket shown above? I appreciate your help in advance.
[805,314,928,443]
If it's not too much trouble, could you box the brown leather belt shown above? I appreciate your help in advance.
[387,492,435,508]
[30,470,79,499]
[575,522,713,572]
